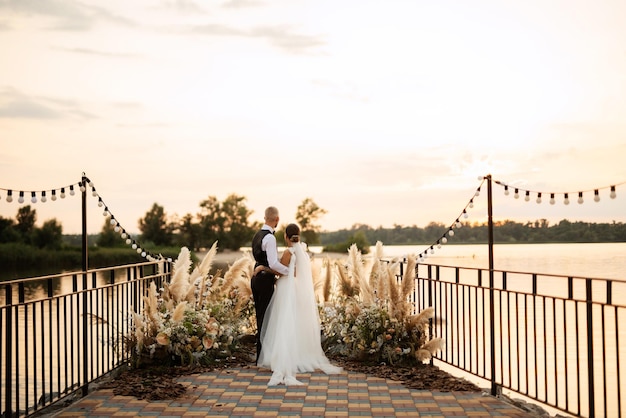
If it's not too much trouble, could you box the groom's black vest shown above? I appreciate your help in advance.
[252,229,272,269]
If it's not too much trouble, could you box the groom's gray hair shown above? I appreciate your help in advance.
[265,206,279,221]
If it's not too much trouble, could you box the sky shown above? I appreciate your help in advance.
[1,0,626,238]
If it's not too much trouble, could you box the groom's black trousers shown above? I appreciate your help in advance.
[251,271,276,363]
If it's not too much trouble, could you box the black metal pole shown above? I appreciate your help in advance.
[487,174,497,396]
[81,174,89,396]
[82,173,88,272]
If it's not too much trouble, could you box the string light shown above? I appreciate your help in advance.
[18,191,24,204]
[69,185,75,196]
[7,190,13,203]
[41,191,47,203]
[51,190,57,201]
[494,179,623,206]
[524,191,530,202]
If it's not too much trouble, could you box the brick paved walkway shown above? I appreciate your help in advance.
[53,366,534,417]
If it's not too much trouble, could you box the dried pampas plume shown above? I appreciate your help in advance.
[223,256,252,294]
[322,257,333,302]
[169,247,192,303]
[172,301,188,323]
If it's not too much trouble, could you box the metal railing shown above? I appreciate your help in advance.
[0,260,171,417]
[412,262,626,418]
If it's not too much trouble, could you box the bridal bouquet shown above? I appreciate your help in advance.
[128,243,254,366]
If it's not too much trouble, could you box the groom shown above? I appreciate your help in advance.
[251,206,289,364]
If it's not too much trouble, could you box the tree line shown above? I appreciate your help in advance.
[0,195,328,252]
[2,197,626,254]
[321,218,626,248]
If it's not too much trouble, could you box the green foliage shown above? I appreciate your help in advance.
[323,230,370,254]
[320,219,626,247]
[197,193,258,251]
[138,203,175,246]
[16,205,37,238]
[295,198,327,245]
[31,219,63,249]
[97,218,126,247]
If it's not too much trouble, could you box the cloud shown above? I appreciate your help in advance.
[0,88,97,120]
[52,46,141,58]
[158,0,207,14]
[221,0,264,9]
[186,22,325,54]
[0,0,135,31]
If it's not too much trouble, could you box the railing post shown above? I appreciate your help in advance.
[487,174,497,396]
[4,284,13,417]
[586,279,595,417]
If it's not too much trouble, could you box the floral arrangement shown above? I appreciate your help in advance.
[127,240,443,368]
[317,242,444,365]
[128,242,255,366]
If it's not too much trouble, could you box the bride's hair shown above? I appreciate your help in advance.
[285,223,300,243]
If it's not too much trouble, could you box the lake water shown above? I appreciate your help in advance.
[309,242,626,281]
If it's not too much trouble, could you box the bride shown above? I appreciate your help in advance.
[255,223,343,386]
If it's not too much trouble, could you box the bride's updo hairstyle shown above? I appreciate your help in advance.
[285,223,300,243]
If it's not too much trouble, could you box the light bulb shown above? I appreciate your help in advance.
[132,243,137,249]
[136,248,142,254]
[79,185,86,193]
[88,181,94,187]
[141,251,146,257]
[441,237,448,244]
[60,191,66,198]
[437,243,442,249]
[51,193,57,201]
[504,186,509,196]
[448,230,455,237]
[536,197,542,204]
[564,196,570,205]
[455,221,462,228]
[463,212,469,219]
[18,196,24,203]
[514,189,519,199]
[121,232,127,239]
[92,190,97,197]
[114,226,120,232]
[477,175,483,180]
[6,195,12,203]
[126,238,132,245]
[70,189,75,196]
[524,195,530,202]
[594,195,600,202]
[469,201,474,208]
[611,190,617,199]
[578,192,583,204]
[31,192,37,203]
[550,194,555,205]
[110,218,116,225]
[475,190,480,197]
[41,196,47,203]
[98,200,103,207]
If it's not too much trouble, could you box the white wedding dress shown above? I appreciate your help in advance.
[257,242,343,385]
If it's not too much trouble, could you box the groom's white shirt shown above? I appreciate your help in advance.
[261,224,289,276]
